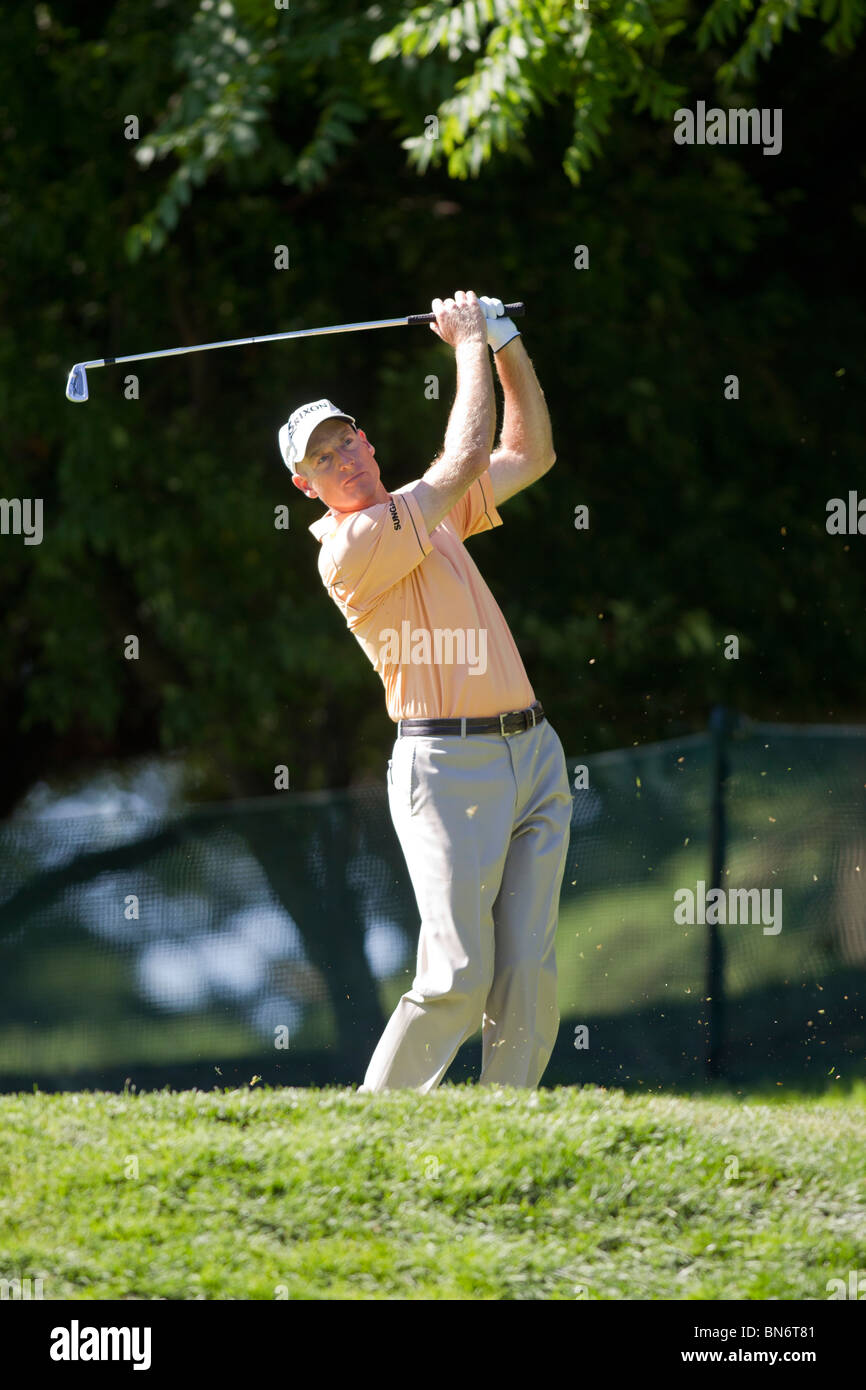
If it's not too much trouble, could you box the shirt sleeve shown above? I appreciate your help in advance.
[317,489,433,616]
[446,469,503,541]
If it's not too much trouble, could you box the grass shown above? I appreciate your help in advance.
[1,1083,864,1300]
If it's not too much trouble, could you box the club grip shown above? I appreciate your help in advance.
[407,301,525,326]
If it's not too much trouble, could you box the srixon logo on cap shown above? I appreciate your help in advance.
[291,400,329,424]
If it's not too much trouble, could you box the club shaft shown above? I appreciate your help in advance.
[78,304,526,372]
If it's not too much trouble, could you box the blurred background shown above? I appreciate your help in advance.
[1,0,864,1093]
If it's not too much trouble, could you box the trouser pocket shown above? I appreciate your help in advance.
[388,738,417,815]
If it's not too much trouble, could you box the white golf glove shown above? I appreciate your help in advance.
[479,295,521,353]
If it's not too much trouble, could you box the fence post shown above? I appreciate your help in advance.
[706,705,735,1079]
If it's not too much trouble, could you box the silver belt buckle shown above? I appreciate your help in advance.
[500,705,536,736]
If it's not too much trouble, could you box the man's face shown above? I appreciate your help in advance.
[292,419,386,513]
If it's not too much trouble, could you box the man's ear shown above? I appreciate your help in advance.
[291,472,317,500]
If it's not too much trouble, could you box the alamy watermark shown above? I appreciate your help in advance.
[378,623,488,675]
[50,1321,151,1370]
[826,492,865,534]
[826,1270,866,1299]
[0,498,43,545]
[674,880,782,935]
[674,102,782,157]
[1,1275,44,1299]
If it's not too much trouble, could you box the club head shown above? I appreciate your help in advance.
[66,363,88,402]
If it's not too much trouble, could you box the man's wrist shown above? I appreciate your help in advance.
[492,337,525,374]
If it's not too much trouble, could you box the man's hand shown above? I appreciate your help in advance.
[479,295,521,353]
[428,290,487,349]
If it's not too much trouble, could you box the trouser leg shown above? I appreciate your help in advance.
[361,734,516,1093]
[480,721,572,1088]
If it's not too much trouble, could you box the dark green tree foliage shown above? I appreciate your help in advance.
[1,0,864,813]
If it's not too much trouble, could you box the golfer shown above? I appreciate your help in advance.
[278,290,572,1092]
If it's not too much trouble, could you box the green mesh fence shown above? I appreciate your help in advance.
[0,719,863,1091]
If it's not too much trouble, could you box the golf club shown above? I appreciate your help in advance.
[65,302,527,402]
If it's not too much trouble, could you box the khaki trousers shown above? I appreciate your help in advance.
[360,717,572,1092]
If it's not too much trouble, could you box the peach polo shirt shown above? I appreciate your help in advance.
[308,469,536,721]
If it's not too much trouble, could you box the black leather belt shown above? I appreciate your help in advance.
[397,701,544,738]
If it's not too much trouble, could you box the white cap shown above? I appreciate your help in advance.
[278,398,356,474]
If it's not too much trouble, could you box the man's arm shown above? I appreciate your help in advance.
[412,292,494,534]
[488,337,556,507]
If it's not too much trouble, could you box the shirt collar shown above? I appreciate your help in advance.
[308,508,340,542]
[308,497,388,541]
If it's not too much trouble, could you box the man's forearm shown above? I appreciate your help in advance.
[438,340,494,477]
[494,337,555,464]
[485,354,497,456]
